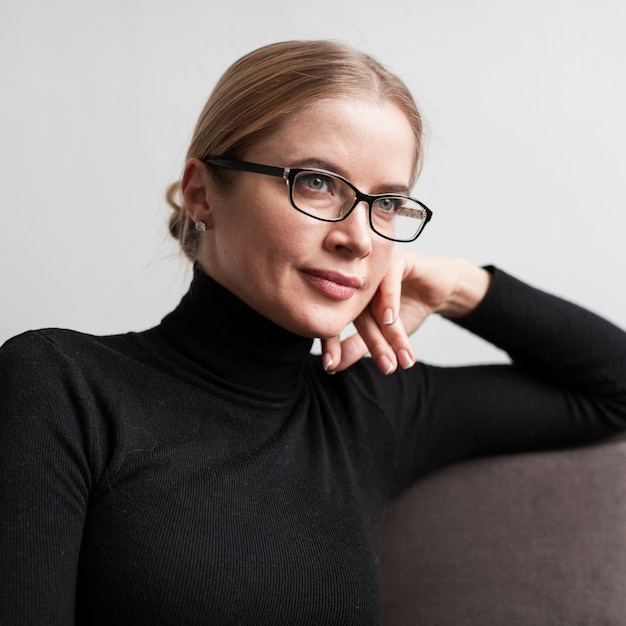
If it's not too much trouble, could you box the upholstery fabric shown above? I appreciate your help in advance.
[381,436,626,625]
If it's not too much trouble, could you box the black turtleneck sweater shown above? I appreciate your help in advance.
[1,267,626,625]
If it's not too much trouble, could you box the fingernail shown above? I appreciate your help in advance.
[377,354,395,375]
[398,349,415,369]
[323,353,333,372]
[383,308,395,325]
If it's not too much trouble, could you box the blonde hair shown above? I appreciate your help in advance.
[167,40,424,260]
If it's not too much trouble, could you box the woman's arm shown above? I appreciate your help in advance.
[418,266,626,468]
[0,332,91,625]
[332,259,626,487]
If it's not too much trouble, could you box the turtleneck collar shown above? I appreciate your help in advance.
[158,264,314,398]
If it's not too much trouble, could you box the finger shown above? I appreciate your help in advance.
[320,335,342,373]
[378,314,416,370]
[326,333,369,372]
[356,303,426,372]
[369,250,406,327]
[323,310,421,374]
[352,308,401,375]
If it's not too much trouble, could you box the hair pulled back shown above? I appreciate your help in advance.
[167,40,424,260]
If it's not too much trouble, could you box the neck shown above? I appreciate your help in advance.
[159,264,314,398]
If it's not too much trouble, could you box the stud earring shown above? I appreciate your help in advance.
[195,221,206,232]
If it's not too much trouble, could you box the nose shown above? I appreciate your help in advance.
[324,200,372,257]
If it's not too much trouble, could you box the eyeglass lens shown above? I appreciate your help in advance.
[291,171,426,242]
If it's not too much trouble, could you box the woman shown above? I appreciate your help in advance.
[1,40,625,625]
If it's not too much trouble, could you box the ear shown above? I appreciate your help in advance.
[181,158,215,229]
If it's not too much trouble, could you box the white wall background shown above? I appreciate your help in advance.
[1,0,625,365]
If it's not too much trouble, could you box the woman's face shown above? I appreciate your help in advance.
[198,98,416,338]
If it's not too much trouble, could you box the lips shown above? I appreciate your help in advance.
[301,269,363,301]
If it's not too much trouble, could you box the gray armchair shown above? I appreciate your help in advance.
[381,435,626,625]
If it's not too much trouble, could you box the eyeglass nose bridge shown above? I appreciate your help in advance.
[337,192,369,220]
[330,179,382,221]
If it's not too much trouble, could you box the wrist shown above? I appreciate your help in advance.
[440,262,492,319]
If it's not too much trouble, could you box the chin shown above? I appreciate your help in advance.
[287,311,357,340]
[284,322,342,340]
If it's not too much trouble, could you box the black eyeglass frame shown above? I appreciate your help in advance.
[204,158,433,243]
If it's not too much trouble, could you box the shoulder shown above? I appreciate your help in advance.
[0,329,126,498]
[1,330,93,405]
[0,327,150,458]
[1,328,123,374]
[1,328,84,377]
[0,327,149,412]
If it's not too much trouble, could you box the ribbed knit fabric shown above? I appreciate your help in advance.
[1,266,625,625]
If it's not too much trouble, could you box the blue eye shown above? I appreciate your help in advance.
[298,173,333,193]
[374,197,401,213]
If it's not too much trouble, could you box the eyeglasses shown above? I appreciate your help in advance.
[204,159,433,243]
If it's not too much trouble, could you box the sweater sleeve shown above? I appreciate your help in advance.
[390,268,626,490]
[0,331,95,625]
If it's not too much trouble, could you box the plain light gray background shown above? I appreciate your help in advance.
[1,0,625,364]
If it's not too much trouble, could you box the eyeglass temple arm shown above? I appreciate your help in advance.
[204,159,288,180]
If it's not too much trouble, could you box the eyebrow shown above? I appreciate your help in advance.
[288,157,411,196]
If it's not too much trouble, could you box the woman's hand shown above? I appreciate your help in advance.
[321,249,492,374]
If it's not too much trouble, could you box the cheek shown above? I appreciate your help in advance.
[215,201,272,254]
[223,211,312,278]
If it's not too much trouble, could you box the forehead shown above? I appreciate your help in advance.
[246,98,417,187]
